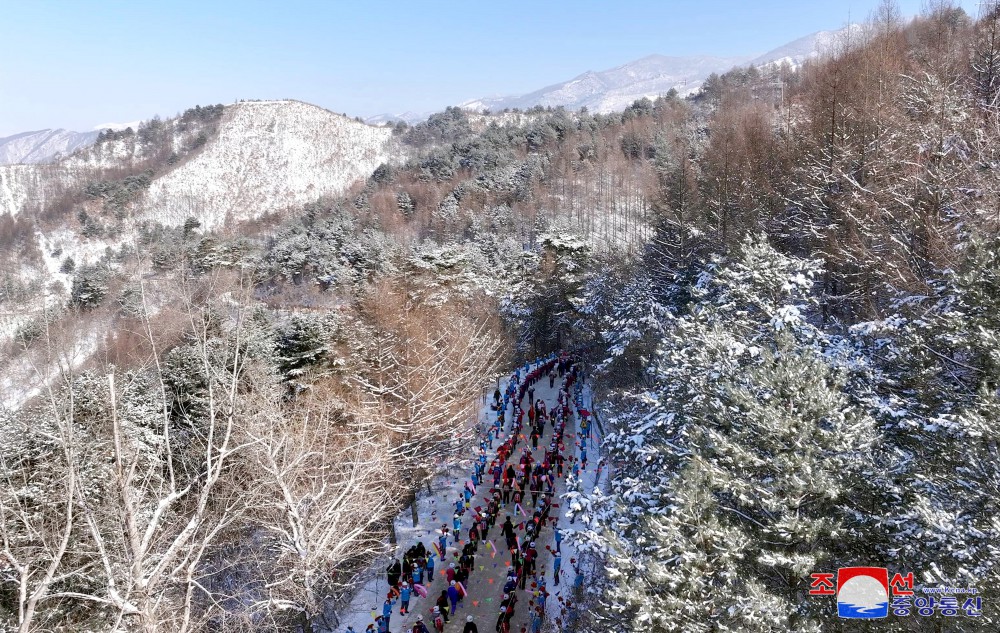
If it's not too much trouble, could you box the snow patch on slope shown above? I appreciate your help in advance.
[0,321,102,411]
[0,164,62,217]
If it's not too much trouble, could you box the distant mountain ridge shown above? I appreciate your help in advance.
[0,128,99,164]
[460,54,751,114]
[364,111,429,125]
[458,25,859,115]
[749,24,864,69]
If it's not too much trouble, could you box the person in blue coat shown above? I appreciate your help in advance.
[502,575,516,594]
[530,608,543,633]
[399,582,412,615]
[426,551,436,582]
[447,580,460,615]
[382,597,394,622]
[410,615,430,633]
[438,525,448,556]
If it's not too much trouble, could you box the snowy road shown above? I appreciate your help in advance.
[334,357,599,633]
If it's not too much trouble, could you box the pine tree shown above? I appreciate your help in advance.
[69,264,109,308]
[275,314,330,382]
[848,232,1000,618]
[579,237,883,631]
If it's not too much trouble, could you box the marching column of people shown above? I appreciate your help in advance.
[369,352,586,633]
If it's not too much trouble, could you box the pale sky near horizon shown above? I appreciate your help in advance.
[0,0,977,136]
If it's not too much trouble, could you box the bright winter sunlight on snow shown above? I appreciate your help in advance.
[0,0,994,631]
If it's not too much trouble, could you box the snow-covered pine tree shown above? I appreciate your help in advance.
[848,232,1000,626]
[275,313,332,383]
[577,236,882,632]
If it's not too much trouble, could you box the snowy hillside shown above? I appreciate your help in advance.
[0,117,195,217]
[1,100,393,226]
[0,128,99,164]
[0,164,48,217]
[142,100,395,228]
[0,99,396,356]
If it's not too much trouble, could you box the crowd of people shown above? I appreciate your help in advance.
[349,353,589,633]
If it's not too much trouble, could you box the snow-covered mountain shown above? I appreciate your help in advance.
[142,100,394,228]
[0,97,396,345]
[0,100,395,227]
[0,128,99,164]
[364,111,429,125]
[460,25,859,114]
[460,54,751,114]
[750,24,865,69]
[0,98,397,390]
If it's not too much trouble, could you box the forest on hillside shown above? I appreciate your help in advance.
[3,1,1000,631]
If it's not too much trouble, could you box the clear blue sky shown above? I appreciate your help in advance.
[0,0,975,136]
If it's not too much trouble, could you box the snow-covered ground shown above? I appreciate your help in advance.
[0,163,62,217]
[0,317,103,411]
[2,101,393,228]
[0,226,131,350]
